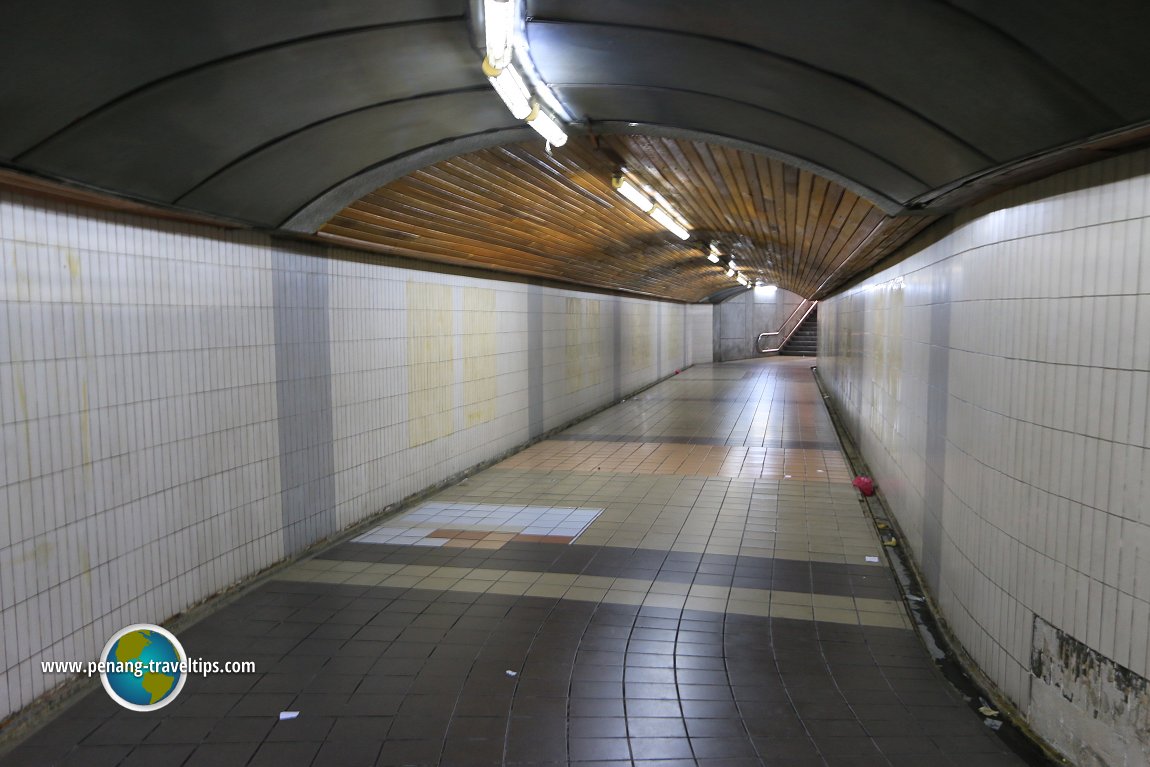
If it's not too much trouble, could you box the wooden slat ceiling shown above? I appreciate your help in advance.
[319,136,936,302]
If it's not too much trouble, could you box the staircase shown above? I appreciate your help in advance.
[780,308,817,356]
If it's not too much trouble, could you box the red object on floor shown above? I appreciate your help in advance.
[852,476,875,496]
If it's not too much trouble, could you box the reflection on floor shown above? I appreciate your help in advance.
[0,358,1025,767]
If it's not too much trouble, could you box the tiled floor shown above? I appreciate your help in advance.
[351,503,605,549]
[0,358,1025,766]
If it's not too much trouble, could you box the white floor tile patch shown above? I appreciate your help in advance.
[353,502,603,546]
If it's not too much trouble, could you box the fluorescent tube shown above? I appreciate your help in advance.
[484,60,531,120]
[527,106,568,146]
[650,206,690,240]
[613,177,654,213]
[484,0,516,69]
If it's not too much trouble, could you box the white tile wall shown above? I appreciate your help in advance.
[0,189,710,720]
[686,304,714,365]
[819,147,1150,760]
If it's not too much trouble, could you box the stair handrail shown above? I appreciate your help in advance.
[757,299,817,354]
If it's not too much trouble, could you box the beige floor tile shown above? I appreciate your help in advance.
[453,580,494,593]
[500,571,542,584]
[343,573,391,586]
[770,603,815,620]
[487,581,531,596]
[419,576,464,590]
[380,574,423,587]
[329,561,373,573]
[685,596,729,612]
[855,598,904,614]
[727,599,771,618]
[398,565,438,576]
[648,581,690,596]
[859,611,911,629]
[812,594,855,609]
[813,607,859,624]
[643,593,687,609]
[605,590,647,606]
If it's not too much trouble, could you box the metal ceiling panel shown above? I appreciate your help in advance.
[0,0,466,157]
[555,86,928,208]
[948,0,1150,121]
[19,22,485,205]
[527,21,991,188]
[526,0,1119,161]
[179,91,518,226]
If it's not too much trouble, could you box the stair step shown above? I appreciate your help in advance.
[780,308,818,356]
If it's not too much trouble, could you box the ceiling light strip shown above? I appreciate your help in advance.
[481,0,568,146]
[613,172,692,240]
[527,105,568,146]
[483,60,532,120]
[612,177,654,212]
[650,206,690,240]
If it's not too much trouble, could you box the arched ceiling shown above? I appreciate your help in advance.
[2,1,1149,300]
[319,135,935,301]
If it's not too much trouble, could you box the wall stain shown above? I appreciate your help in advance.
[14,365,31,479]
[78,548,93,628]
[14,540,55,566]
[1031,616,1150,759]
[65,248,94,481]
[11,242,30,299]
[79,381,91,470]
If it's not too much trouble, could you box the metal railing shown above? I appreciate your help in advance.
[756,299,817,354]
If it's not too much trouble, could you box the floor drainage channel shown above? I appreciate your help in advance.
[810,365,1067,767]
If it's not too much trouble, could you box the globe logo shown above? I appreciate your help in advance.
[98,624,188,711]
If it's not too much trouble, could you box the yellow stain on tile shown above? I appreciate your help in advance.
[407,281,454,446]
[566,298,603,393]
[462,287,497,427]
[625,303,652,372]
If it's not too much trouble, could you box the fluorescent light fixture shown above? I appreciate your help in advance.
[727,260,738,271]
[709,241,723,257]
[484,0,516,69]
[612,176,654,213]
[527,105,567,146]
[725,268,735,277]
[649,190,689,228]
[706,253,721,263]
[650,206,690,240]
[613,172,692,240]
[483,59,531,119]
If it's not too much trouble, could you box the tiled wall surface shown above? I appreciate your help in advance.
[686,304,713,365]
[819,148,1150,765]
[716,285,805,361]
[0,191,704,720]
